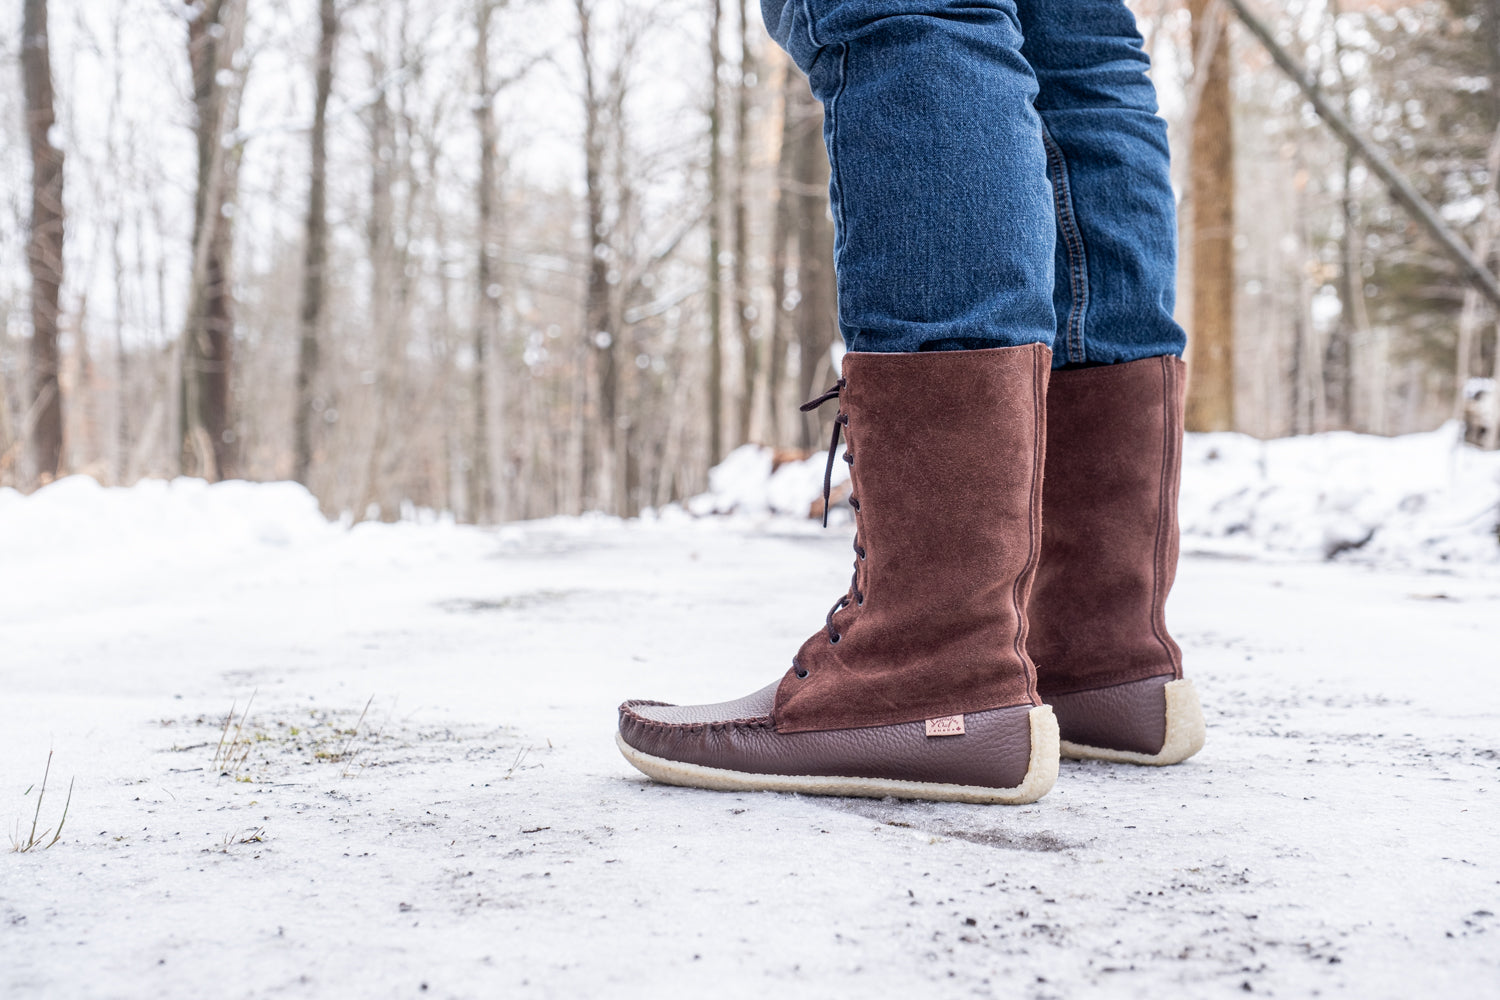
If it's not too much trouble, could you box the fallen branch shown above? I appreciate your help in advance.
[1223,0,1500,308]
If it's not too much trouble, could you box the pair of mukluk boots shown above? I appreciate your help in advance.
[617,344,1206,804]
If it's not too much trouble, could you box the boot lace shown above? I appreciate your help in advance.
[796,377,864,660]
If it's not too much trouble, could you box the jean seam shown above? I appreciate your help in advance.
[826,42,850,337]
[1040,120,1089,365]
[800,0,821,47]
[828,44,849,249]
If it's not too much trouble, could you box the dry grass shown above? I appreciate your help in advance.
[338,695,376,778]
[201,692,385,780]
[219,826,266,852]
[10,751,74,853]
[504,746,533,779]
[212,690,257,777]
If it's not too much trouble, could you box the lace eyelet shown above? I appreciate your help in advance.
[829,633,841,644]
[794,666,809,679]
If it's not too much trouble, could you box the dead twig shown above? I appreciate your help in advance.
[504,746,531,780]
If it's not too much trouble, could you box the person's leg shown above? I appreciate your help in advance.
[1018,1,1204,765]
[1028,355,1204,765]
[1017,0,1185,366]
[615,0,1064,803]
[763,0,1056,352]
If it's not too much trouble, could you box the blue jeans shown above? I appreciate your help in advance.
[763,0,1186,365]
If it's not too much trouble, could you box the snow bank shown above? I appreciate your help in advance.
[1181,424,1500,566]
[686,443,851,518]
[0,477,342,618]
[2,423,1494,578]
[0,475,335,567]
[688,425,1500,567]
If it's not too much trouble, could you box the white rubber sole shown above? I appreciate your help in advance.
[1059,677,1205,766]
[617,704,1060,805]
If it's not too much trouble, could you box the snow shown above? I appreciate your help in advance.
[690,424,1500,567]
[687,443,852,519]
[3,435,1499,998]
[1181,424,1500,566]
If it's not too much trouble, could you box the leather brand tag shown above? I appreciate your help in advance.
[925,715,965,737]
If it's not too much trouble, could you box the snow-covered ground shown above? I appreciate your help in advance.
[3,429,1499,998]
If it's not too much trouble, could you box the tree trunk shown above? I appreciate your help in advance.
[106,8,127,484]
[733,0,755,446]
[1455,127,1500,426]
[607,56,634,515]
[111,214,127,482]
[181,0,246,481]
[359,39,399,520]
[765,58,797,447]
[576,0,616,511]
[1328,141,1362,431]
[473,0,501,523]
[789,78,836,451]
[1485,0,1500,450]
[21,0,65,485]
[294,0,336,486]
[1475,0,1500,449]
[1293,167,1325,435]
[1184,0,1236,433]
[706,0,725,467]
[1324,0,1358,431]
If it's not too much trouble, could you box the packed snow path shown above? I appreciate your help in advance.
[3,487,1498,998]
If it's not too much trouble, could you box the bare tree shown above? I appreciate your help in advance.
[1185,0,1236,432]
[21,0,65,484]
[732,0,756,446]
[575,0,617,510]
[764,60,793,448]
[294,0,338,486]
[1291,148,1325,435]
[787,75,836,450]
[749,58,837,451]
[1457,0,1500,445]
[1323,0,1363,431]
[181,0,247,480]
[1484,0,1500,450]
[103,8,132,484]
[606,39,637,515]
[473,0,502,522]
[1454,127,1500,425]
[356,11,409,521]
[706,0,725,466]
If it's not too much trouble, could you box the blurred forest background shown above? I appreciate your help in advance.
[4,0,1500,521]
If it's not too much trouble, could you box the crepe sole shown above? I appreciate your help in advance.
[1059,678,1205,766]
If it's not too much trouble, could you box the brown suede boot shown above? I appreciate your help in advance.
[617,344,1060,803]
[1027,355,1206,765]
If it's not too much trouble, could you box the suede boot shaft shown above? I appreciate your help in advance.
[775,343,1051,733]
[1029,354,1184,698]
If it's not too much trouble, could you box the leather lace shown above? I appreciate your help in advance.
[798,377,865,653]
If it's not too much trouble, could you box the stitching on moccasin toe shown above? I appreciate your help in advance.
[618,704,773,732]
